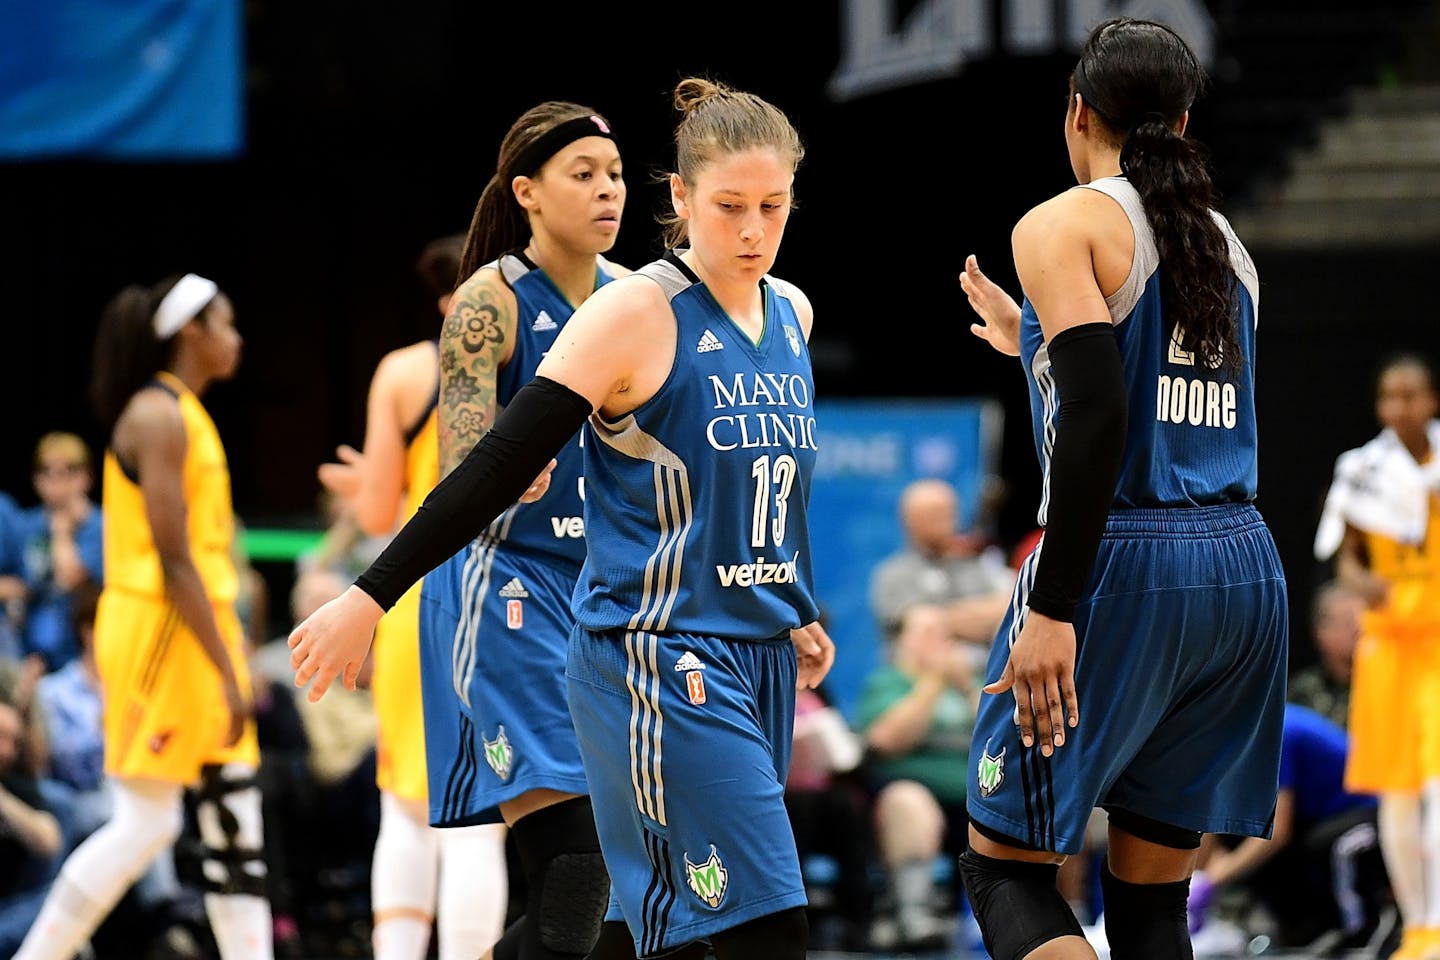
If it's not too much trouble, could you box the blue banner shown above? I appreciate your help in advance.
[0,0,243,159]
[810,398,1004,722]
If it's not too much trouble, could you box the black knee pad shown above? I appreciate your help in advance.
[500,796,609,959]
[709,906,807,960]
[1099,861,1192,960]
[958,847,1083,959]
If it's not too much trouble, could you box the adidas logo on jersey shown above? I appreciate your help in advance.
[674,651,706,672]
[498,578,529,599]
[696,329,724,353]
[532,311,557,332]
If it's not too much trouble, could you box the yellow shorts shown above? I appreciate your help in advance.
[372,581,428,803]
[97,590,260,785]
[1344,613,1440,794]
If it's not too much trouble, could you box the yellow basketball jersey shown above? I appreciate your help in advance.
[1363,489,1440,629]
[101,370,238,604]
[373,374,439,802]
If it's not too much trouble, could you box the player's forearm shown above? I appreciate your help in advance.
[0,785,62,858]
[159,557,237,686]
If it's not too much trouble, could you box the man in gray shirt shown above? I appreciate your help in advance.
[869,479,1015,649]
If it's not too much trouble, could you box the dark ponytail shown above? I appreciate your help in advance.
[1074,17,1239,374]
[455,100,607,285]
[90,276,186,434]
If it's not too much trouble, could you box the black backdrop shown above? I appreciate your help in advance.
[4,2,1438,655]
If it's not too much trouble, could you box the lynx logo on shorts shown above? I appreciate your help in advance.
[483,726,513,780]
[784,323,802,358]
[506,600,523,630]
[686,670,706,705]
[684,845,729,908]
[977,738,1006,798]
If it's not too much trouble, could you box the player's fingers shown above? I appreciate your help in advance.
[1062,672,1080,730]
[342,661,360,692]
[983,659,1014,695]
[337,444,361,463]
[970,323,989,340]
[1013,680,1036,749]
[1043,676,1066,753]
[306,666,335,703]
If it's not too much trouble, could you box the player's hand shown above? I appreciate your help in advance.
[288,585,384,702]
[518,459,558,504]
[317,444,364,502]
[984,610,1078,756]
[220,676,250,748]
[791,620,836,690]
[960,254,1023,357]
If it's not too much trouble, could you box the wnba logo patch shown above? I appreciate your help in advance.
[506,600,523,630]
[686,670,706,705]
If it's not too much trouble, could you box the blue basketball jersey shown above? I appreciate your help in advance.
[1018,176,1261,514]
[488,250,618,568]
[572,252,820,640]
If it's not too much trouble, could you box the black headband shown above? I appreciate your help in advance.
[510,114,616,178]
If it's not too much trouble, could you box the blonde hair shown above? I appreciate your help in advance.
[34,432,91,473]
[661,77,805,249]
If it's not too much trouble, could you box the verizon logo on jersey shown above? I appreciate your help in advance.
[716,556,799,588]
[550,516,584,538]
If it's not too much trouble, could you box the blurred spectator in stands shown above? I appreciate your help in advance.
[869,479,1013,650]
[1189,703,1389,951]
[296,489,389,584]
[786,679,872,952]
[15,433,104,671]
[0,692,65,957]
[0,491,27,661]
[855,602,977,951]
[1288,580,1365,729]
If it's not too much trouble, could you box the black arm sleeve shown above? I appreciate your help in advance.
[1025,322,1128,623]
[354,376,593,610]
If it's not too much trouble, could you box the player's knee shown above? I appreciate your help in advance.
[958,847,1083,960]
[196,763,268,898]
[1098,861,1190,960]
[510,796,608,958]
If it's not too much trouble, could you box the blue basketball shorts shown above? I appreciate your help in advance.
[419,539,587,827]
[967,503,1289,855]
[566,627,806,957]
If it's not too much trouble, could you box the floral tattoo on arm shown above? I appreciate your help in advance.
[438,275,511,477]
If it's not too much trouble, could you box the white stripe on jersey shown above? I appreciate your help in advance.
[450,509,516,706]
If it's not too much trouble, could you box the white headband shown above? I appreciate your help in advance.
[152,273,219,340]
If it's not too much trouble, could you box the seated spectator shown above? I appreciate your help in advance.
[15,433,104,671]
[0,491,26,661]
[785,683,873,951]
[868,479,1013,649]
[1287,580,1365,729]
[1189,703,1389,950]
[855,602,977,951]
[0,694,65,957]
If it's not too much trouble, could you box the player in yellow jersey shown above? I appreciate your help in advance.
[1317,353,1440,960]
[16,274,274,960]
[318,236,509,960]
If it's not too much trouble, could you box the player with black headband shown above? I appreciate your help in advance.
[342,101,629,960]
[956,17,1286,960]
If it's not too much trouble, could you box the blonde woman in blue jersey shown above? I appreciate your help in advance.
[289,77,836,960]
[317,235,509,960]
[17,275,275,960]
[956,18,1286,960]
